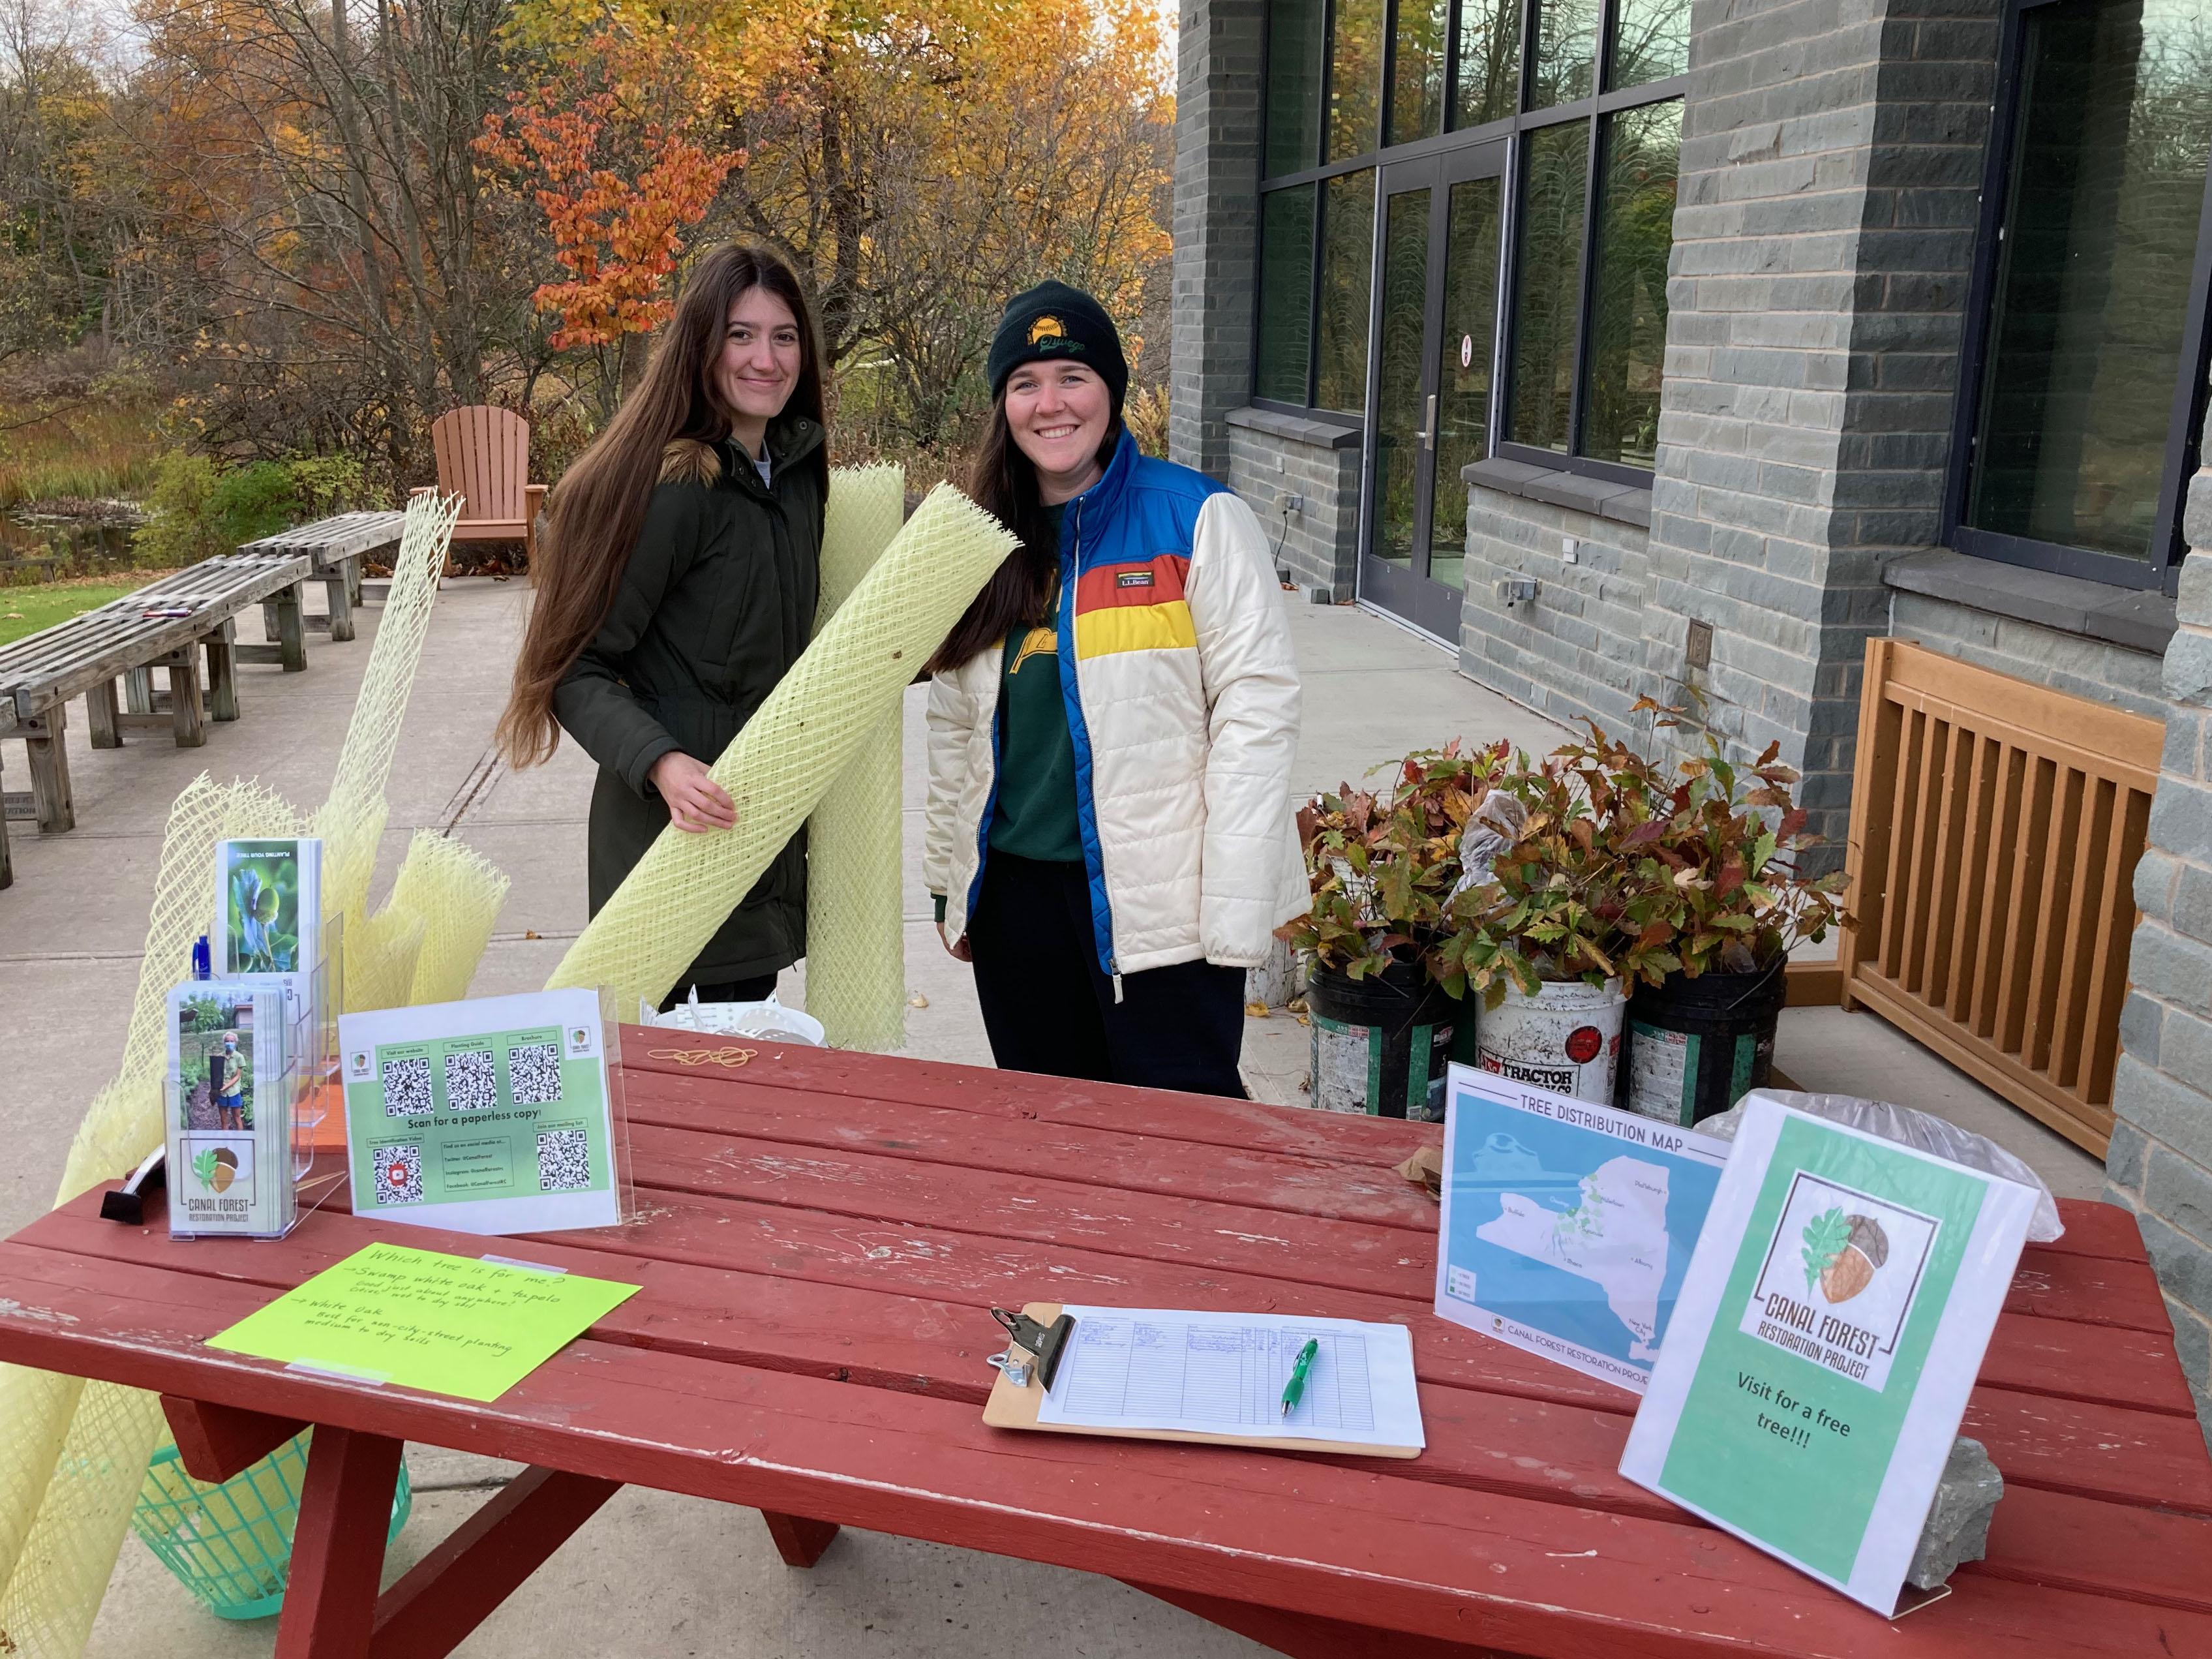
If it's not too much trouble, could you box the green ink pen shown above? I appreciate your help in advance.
[1280,1337,1320,1418]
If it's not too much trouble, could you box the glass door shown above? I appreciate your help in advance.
[1361,142,1506,641]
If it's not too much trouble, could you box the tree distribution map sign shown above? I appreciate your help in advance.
[1618,1096,2038,1615]
[1434,1064,1728,1393]
[341,988,620,1234]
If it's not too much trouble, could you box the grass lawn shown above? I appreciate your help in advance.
[0,573,177,648]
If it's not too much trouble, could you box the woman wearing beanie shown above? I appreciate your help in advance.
[922,281,1304,1097]
[498,243,829,1008]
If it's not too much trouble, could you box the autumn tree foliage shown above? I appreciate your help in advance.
[8,0,1174,490]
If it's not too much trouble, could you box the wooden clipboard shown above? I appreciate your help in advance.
[980,1302,1423,1459]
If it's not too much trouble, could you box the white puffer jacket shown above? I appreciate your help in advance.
[924,434,1306,977]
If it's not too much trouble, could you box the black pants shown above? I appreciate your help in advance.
[967,852,1248,1098]
[659,974,778,1013]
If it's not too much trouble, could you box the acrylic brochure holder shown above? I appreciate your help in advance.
[166,911,344,1241]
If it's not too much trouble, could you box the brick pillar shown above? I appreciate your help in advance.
[2110,461,2212,1452]
[1169,0,1264,478]
[1638,0,1997,865]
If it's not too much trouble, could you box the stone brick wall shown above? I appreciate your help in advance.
[1170,0,1264,479]
[1636,0,1999,865]
[2110,513,2212,1450]
[1889,592,2168,720]
[1459,487,1652,734]
[1225,412,1361,598]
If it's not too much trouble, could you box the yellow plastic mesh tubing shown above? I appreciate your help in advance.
[805,464,909,1050]
[549,483,1016,1012]
[318,491,459,936]
[386,829,512,1006]
[0,774,303,1653]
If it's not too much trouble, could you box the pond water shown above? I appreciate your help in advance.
[0,501,146,586]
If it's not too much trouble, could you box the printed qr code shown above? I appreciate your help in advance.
[380,1056,432,1119]
[537,1129,590,1192]
[372,1143,423,1204]
[443,1048,498,1112]
[507,1041,563,1106]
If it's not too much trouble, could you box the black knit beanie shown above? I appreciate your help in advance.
[986,281,1129,411]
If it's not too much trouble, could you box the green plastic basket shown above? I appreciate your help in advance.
[132,1432,412,1620]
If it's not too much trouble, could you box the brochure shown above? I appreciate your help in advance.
[167,982,294,1236]
[215,837,322,979]
[341,988,620,1234]
[1434,1063,1728,1392]
[1617,1095,2038,1615]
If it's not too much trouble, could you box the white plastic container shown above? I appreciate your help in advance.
[1474,977,1626,1104]
[639,990,826,1046]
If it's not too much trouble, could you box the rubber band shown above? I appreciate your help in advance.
[644,1046,757,1069]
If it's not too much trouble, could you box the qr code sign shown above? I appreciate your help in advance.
[443,1048,498,1112]
[380,1056,432,1119]
[507,1042,563,1106]
[372,1144,423,1204]
[537,1129,590,1192]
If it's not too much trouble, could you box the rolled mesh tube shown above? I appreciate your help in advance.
[804,464,909,1050]
[549,483,1015,1012]
[386,829,511,1006]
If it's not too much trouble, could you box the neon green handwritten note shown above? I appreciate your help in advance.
[206,1241,640,1403]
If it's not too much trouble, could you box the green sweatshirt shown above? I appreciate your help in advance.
[933,503,1082,925]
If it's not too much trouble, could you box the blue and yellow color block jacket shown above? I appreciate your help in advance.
[924,431,1306,977]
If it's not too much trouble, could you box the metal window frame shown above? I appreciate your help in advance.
[1944,0,2212,598]
[1250,0,1688,491]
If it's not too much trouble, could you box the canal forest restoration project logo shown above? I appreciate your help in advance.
[1737,1173,1939,1392]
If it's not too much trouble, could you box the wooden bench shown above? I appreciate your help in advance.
[0,551,311,836]
[237,510,405,644]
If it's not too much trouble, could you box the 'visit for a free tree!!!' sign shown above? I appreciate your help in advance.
[1617,1096,2038,1616]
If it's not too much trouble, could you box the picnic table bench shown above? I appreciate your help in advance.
[237,510,406,645]
[0,1036,2204,1658]
[0,552,311,845]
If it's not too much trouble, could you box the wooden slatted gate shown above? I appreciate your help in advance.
[1838,639,2164,1156]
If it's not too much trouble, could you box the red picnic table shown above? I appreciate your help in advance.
[0,1033,2205,1658]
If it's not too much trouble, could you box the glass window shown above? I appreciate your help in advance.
[1532,0,1599,109]
[1609,0,1689,89]
[1453,0,1523,130]
[1371,189,1433,570]
[1389,0,1449,145]
[1967,0,2212,563]
[1265,0,1327,175]
[1509,123,1589,451]
[1431,175,1503,590]
[1316,169,1377,412]
[1256,185,1318,403]
[1328,0,1387,160]
[1582,100,1680,468]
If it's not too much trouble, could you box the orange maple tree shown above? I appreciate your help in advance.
[477,29,743,350]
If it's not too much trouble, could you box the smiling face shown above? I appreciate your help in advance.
[1004,360,1114,503]
[715,286,804,448]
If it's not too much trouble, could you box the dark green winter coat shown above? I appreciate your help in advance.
[553,416,826,984]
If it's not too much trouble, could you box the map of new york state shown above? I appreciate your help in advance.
[1476,1156,1672,1358]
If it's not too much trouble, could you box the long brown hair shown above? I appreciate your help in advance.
[497,243,828,768]
[926,395,1121,673]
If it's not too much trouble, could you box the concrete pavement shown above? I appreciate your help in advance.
[0,574,2100,1656]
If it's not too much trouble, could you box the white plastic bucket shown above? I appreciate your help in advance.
[1475,977,1626,1104]
[639,990,826,1047]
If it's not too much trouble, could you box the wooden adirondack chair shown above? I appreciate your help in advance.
[412,406,547,570]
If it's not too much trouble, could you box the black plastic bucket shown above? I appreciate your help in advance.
[1621,962,1788,1126]
[1306,960,1460,1121]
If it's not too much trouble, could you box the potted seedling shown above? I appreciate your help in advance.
[1426,731,1678,1105]
[1279,741,1506,1120]
[1603,717,1847,1125]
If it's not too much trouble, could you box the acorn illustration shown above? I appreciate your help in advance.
[192,1147,239,1193]
[1820,1215,1888,1303]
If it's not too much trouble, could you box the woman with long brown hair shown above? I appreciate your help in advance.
[498,243,830,1006]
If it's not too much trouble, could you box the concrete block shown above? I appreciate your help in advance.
[2175,864,2212,943]
[2107,1117,2150,1193]
[2138,1207,2212,1319]
[2147,1143,2212,1249]
[2163,627,2212,707]
[2120,992,2165,1071]
[2114,1054,2212,1174]
[2149,780,2212,866]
